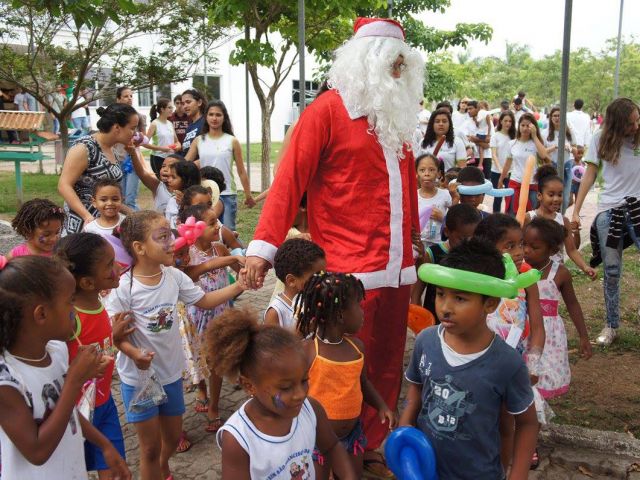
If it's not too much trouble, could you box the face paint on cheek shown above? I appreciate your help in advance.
[175,258,183,266]
[271,393,286,409]
[38,235,46,245]
[151,228,174,252]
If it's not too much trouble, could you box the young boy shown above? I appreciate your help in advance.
[457,166,490,219]
[400,239,538,480]
[264,238,326,330]
[84,179,126,237]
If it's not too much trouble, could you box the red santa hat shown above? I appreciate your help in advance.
[353,17,405,41]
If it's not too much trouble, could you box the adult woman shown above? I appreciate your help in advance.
[116,86,146,211]
[146,97,180,177]
[543,106,577,212]
[416,108,467,170]
[185,100,255,229]
[498,112,550,215]
[58,104,138,234]
[572,98,640,347]
[180,89,206,156]
[490,110,516,212]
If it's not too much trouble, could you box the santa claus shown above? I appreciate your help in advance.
[244,17,424,472]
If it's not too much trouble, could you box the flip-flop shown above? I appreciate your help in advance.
[206,417,224,433]
[363,452,394,479]
[176,431,192,454]
[530,447,540,470]
[195,397,209,413]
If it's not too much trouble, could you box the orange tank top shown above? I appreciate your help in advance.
[308,336,364,420]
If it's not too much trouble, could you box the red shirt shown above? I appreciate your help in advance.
[67,305,114,406]
[169,113,190,144]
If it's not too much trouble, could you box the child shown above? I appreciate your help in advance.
[130,150,181,214]
[296,272,396,477]
[165,161,201,228]
[84,179,126,237]
[200,165,226,218]
[523,217,592,399]
[264,238,326,330]
[0,255,130,479]
[104,210,246,480]
[456,166,490,218]
[55,233,130,479]
[569,146,585,209]
[416,154,452,249]
[411,204,482,315]
[209,308,357,479]
[400,239,538,480]
[8,198,65,257]
[525,165,596,279]
[178,204,244,433]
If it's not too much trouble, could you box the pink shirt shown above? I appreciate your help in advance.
[9,243,52,258]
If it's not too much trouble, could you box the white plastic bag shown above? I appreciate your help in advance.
[129,367,168,413]
[78,380,97,422]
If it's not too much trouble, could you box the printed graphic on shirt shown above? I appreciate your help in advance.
[266,451,312,480]
[423,375,476,441]
[146,305,175,332]
[39,379,78,434]
[0,363,34,411]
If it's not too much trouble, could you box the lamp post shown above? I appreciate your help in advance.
[614,0,624,98]
[557,0,572,214]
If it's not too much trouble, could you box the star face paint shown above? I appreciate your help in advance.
[151,227,175,252]
[271,393,286,410]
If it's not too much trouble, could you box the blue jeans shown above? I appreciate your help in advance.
[72,117,87,133]
[490,172,509,212]
[121,170,140,211]
[53,117,60,135]
[220,194,238,231]
[595,209,640,328]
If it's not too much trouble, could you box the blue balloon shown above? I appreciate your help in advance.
[456,179,492,195]
[488,187,515,197]
[385,427,438,480]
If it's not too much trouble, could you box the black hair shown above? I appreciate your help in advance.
[535,164,562,192]
[445,203,482,232]
[150,97,171,122]
[200,166,227,192]
[497,111,517,139]
[178,203,210,225]
[466,100,478,109]
[207,308,302,380]
[422,108,454,149]
[11,198,65,238]
[92,178,122,197]
[457,99,468,111]
[182,185,211,208]
[474,213,521,245]
[167,153,185,162]
[173,94,182,103]
[440,238,506,281]
[295,272,365,339]
[95,104,138,133]
[117,210,164,259]
[0,256,69,353]
[201,100,234,136]
[116,86,131,99]
[170,161,201,191]
[547,106,573,143]
[181,89,207,115]
[457,166,485,186]
[54,232,110,281]
[518,91,526,98]
[574,99,584,110]
[524,217,566,251]
[513,97,523,106]
[273,238,325,283]
[500,100,510,110]
[435,101,453,114]
[415,153,440,172]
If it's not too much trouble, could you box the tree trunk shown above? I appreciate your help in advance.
[59,116,70,159]
[260,107,272,191]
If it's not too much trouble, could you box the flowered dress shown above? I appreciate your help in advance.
[179,300,208,384]
[536,261,571,399]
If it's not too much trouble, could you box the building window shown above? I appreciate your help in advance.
[192,75,220,102]
[292,80,320,107]
[138,86,153,107]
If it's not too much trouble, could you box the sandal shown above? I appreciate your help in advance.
[184,383,198,393]
[195,397,209,413]
[176,431,192,454]
[363,451,394,479]
[206,417,224,433]
[530,448,540,470]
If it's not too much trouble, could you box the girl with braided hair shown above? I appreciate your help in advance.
[8,198,65,258]
[295,272,397,478]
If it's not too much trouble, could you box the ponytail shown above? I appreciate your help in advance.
[150,97,171,122]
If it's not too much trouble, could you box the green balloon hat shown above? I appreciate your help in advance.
[417,253,541,299]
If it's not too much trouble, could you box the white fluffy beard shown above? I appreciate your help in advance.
[328,36,424,157]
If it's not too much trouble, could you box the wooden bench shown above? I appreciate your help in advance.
[0,110,57,206]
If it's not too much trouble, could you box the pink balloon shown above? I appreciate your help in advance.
[195,221,206,231]
[185,216,196,226]
[177,225,188,237]
[419,206,434,231]
[174,237,187,250]
[184,230,194,240]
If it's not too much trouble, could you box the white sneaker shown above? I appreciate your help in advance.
[596,326,617,347]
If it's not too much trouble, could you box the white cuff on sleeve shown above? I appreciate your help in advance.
[246,240,278,266]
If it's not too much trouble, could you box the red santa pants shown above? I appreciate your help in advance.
[356,284,410,451]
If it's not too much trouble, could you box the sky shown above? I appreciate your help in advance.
[415,0,640,60]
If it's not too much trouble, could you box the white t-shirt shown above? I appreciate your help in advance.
[71,96,87,119]
[542,128,574,166]
[567,110,592,147]
[165,196,179,229]
[508,139,539,184]
[514,109,525,125]
[217,398,317,480]
[150,119,175,159]
[418,188,452,246]
[490,131,513,174]
[154,182,172,214]
[105,266,205,386]
[416,136,467,171]
[452,111,469,132]
[585,130,640,213]
[0,341,86,479]
[468,111,494,158]
[83,213,126,237]
[263,294,295,330]
[197,133,236,195]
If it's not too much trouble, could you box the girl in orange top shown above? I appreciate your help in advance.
[296,272,397,478]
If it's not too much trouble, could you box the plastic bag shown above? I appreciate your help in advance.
[532,387,555,425]
[128,367,167,413]
[78,380,97,422]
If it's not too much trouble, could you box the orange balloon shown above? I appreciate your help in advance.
[407,304,435,335]
[516,156,536,226]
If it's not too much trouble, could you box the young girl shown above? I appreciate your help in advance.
[490,111,516,212]
[55,233,131,479]
[8,198,65,257]
[523,217,592,400]
[130,150,181,215]
[179,204,244,433]
[525,165,596,279]
[84,179,126,237]
[185,100,255,230]
[498,112,550,215]
[145,97,181,178]
[209,308,357,480]
[104,210,246,480]
[416,154,452,249]
[295,272,396,478]
[0,255,130,479]
[164,160,201,228]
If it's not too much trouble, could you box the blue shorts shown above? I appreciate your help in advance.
[84,395,126,471]
[120,378,185,423]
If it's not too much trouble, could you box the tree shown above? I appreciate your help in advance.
[0,0,224,151]
[208,0,492,190]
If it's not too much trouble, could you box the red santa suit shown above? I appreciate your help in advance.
[247,88,419,450]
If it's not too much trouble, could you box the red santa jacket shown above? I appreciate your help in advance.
[246,90,420,290]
